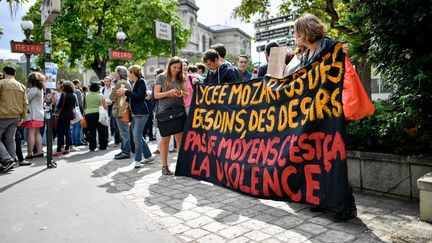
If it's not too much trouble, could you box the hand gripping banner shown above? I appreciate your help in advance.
[176,42,352,212]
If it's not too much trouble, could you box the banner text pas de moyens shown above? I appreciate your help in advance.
[176,42,350,211]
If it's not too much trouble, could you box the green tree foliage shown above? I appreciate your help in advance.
[350,0,432,154]
[234,0,372,96]
[57,65,83,81]
[26,0,190,79]
[0,60,26,85]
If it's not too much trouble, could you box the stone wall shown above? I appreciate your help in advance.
[347,151,432,199]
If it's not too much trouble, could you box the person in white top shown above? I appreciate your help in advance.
[101,77,113,106]
[102,77,118,143]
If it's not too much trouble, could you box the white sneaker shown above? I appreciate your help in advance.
[142,156,155,164]
[134,161,141,169]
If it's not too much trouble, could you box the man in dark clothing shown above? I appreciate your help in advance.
[210,43,243,82]
[258,42,279,78]
[203,49,240,84]
[237,55,252,81]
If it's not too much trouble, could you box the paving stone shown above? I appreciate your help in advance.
[174,210,201,221]
[249,204,272,212]
[313,230,355,242]
[276,229,311,242]
[197,233,226,243]
[198,205,221,215]
[273,216,304,229]
[353,232,387,243]
[220,197,240,204]
[260,225,285,235]
[177,234,194,242]
[244,230,271,241]
[183,228,210,239]
[327,222,368,234]
[202,221,228,233]
[240,219,270,229]
[185,216,214,228]
[227,236,250,243]
[262,238,284,243]
[263,208,291,218]
[218,225,252,240]
[219,214,250,226]
[358,213,379,221]
[167,224,191,234]
[158,216,184,228]
[296,223,328,235]
[306,216,334,226]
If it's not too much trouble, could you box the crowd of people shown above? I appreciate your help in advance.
[0,13,357,221]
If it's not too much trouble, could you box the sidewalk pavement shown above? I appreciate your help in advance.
[1,141,432,243]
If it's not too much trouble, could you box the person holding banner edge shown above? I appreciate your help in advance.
[291,13,368,222]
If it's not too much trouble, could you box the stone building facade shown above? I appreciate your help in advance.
[142,0,251,80]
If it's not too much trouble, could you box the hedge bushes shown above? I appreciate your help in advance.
[346,99,432,156]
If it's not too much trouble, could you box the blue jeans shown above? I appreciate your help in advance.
[71,122,82,145]
[131,115,151,162]
[115,117,130,156]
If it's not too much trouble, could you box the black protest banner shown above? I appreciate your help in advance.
[176,42,350,211]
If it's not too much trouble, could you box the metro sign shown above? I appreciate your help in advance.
[10,41,44,54]
[110,49,133,60]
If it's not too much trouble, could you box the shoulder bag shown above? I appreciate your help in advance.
[156,106,187,137]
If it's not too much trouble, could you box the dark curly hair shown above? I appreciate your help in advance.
[27,72,45,89]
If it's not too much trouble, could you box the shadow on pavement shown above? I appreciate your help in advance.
[142,172,382,242]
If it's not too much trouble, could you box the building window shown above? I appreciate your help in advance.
[190,17,194,34]
[209,37,213,47]
[202,35,206,52]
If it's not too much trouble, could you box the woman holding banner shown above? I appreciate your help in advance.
[289,13,365,222]
[154,57,188,175]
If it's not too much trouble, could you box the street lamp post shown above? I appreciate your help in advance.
[116,28,126,51]
[21,17,34,77]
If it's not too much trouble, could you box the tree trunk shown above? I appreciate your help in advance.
[91,57,107,80]
[354,59,372,98]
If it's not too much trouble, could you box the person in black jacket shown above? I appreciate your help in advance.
[53,81,76,156]
[202,49,240,84]
[117,65,154,169]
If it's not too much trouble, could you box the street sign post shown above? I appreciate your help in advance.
[277,39,296,47]
[254,14,294,29]
[41,0,60,169]
[41,0,60,26]
[255,26,294,42]
[10,41,44,54]
[154,20,172,41]
[154,20,176,57]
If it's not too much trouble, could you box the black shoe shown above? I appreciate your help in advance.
[149,137,156,141]
[115,152,123,157]
[1,159,15,173]
[310,206,328,213]
[115,154,130,160]
[334,208,357,222]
